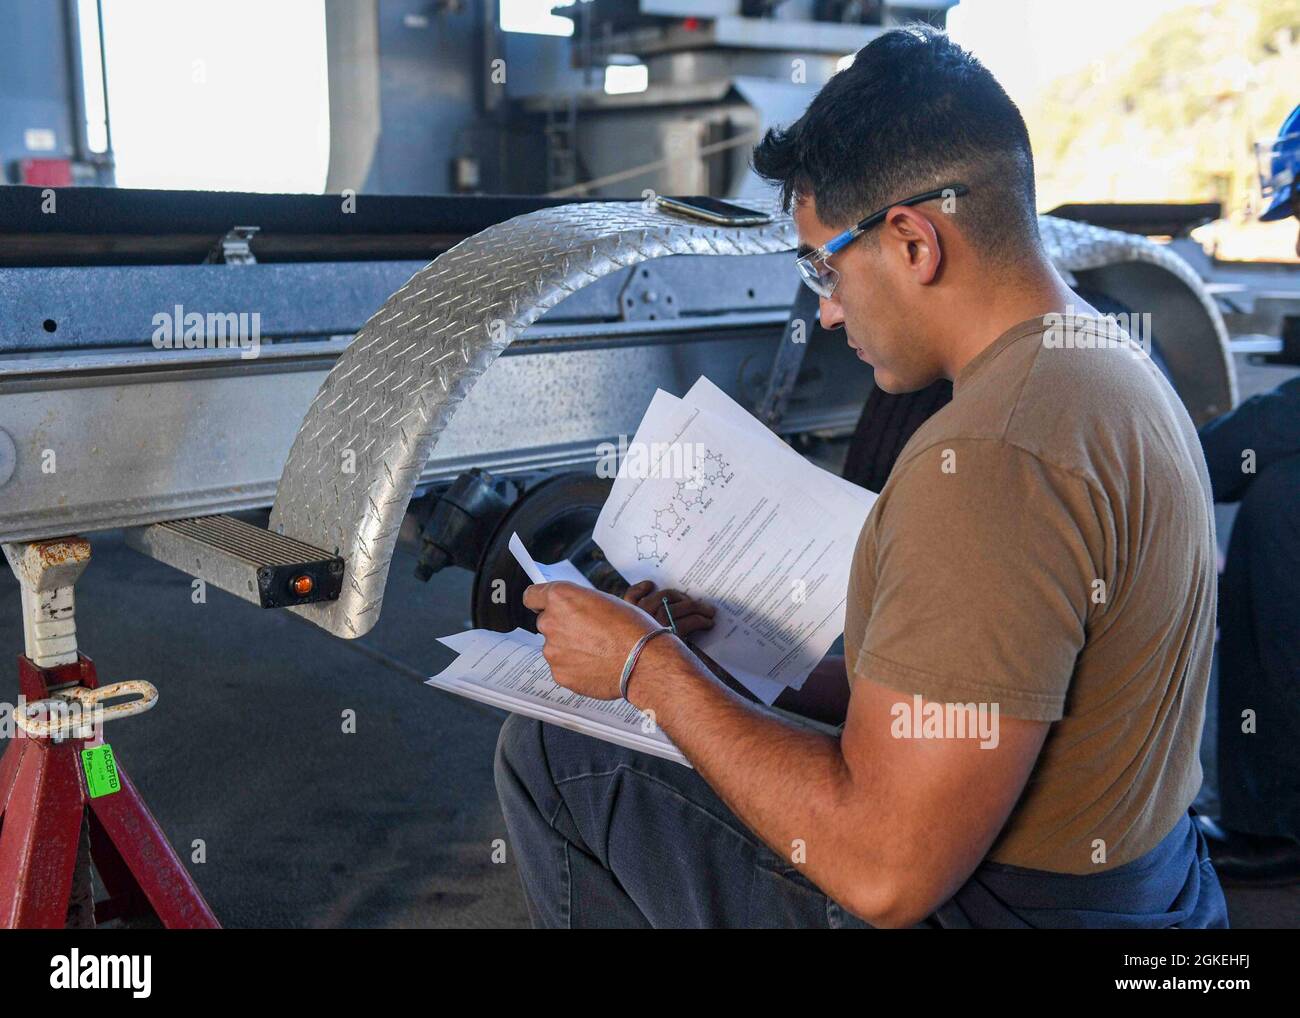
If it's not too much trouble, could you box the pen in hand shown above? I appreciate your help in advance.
[621,580,713,637]
[661,596,678,635]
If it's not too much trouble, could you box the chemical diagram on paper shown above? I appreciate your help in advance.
[673,450,733,513]
[634,532,667,565]
[652,504,685,537]
[698,450,730,484]
[636,450,734,564]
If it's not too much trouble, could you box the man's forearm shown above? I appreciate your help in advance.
[627,638,895,923]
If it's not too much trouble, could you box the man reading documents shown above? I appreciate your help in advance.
[494,27,1227,928]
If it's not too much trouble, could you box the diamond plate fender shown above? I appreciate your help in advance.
[269,202,1232,639]
[1039,214,1236,423]
[268,200,795,638]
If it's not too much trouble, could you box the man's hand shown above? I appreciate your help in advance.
[621,580,715,635]
[522,581,714,700]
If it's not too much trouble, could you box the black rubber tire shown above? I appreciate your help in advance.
[470,472,617,633]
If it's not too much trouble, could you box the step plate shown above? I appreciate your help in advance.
[125,515,344,609]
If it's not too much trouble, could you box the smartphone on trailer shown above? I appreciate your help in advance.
[654,195,773,227]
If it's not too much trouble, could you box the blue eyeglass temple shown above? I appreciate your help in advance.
[813,183,970,260]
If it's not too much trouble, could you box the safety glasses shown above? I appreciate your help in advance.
[795,183,969,299]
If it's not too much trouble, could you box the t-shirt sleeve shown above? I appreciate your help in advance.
[852,438,1104,721]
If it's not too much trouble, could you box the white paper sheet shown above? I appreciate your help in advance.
[427,627,687,766]
[682,376,878,516]
[508,532,595,589]
[593,388,873,703]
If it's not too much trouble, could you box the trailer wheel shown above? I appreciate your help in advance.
[839,289,1173,492]
[470,472,619,633]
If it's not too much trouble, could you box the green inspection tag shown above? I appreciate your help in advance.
[81,743,121,799]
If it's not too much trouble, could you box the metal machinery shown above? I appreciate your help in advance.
[316,0,962,197]
[512,0,961,198]
[1049,203,1300,365]
[0,0,113,188]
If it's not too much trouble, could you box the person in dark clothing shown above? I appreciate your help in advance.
[1192,102,1300,885]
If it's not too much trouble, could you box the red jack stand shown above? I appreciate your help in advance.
[0,653,218,928]
[1,535,218,929]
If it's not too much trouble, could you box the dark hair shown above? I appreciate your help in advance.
[751,25,1041,261]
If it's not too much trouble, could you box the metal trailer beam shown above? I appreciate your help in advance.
[0,313,845,544]
[0,186,595,267]
[0,242,832,544]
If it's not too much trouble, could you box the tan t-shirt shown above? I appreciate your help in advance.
[844,312,1217,874]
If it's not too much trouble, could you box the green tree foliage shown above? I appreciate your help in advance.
[1027,0,1300,218]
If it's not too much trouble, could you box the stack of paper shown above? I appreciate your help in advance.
[426,627,687,765]
[425,376,878,761]
[591,377,876,703]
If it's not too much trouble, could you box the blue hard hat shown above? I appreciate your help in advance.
[1257,103,1300,222]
